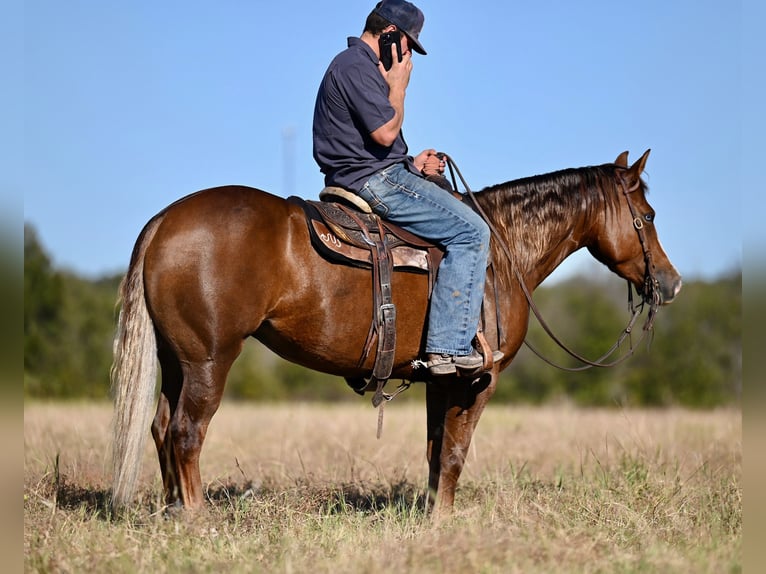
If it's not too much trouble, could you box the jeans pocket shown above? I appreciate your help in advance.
[358,181,390,217]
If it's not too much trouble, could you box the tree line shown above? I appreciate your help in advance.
[24,223,741,406]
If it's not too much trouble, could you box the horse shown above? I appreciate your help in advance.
[110,149,682,519]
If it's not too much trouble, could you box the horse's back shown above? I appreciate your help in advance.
[146,185,299,274]
[157,185,291,228]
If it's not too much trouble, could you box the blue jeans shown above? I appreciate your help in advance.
[358,163,490,356]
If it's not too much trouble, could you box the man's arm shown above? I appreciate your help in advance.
[370,46,412,147]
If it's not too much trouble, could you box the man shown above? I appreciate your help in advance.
[312,0,500,377]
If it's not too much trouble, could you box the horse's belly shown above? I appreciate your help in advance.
[256,268,430,377]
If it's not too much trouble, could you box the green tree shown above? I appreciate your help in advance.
[623,272,741,407]
[497,276,631,405]
[24,224,64,392]
[495,272,741,407]
[24,223,121,398]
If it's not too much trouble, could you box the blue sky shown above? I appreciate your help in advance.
[14,1,756,281]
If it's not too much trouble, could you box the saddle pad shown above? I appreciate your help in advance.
[288,196,431,272]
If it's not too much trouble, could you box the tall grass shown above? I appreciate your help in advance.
[24,402,741,573]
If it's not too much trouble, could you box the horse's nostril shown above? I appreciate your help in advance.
[660,277,683,304]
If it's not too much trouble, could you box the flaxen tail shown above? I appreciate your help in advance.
[110,216,163,509]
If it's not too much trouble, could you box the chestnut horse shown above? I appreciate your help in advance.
[111,149,681,518]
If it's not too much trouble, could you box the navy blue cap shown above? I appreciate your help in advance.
[373,0,427,55]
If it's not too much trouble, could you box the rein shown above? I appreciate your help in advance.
[439,154,662,371]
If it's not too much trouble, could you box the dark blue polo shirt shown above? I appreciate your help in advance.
[313,37,416,192]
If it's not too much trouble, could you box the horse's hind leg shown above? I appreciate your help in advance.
[169,342,243,509]
[151,340,183,505]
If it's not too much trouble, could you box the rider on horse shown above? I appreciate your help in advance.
[312,0,502,378]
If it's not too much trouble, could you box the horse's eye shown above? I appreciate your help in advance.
[644,213,655,223]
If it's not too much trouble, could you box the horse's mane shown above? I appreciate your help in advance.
[475,163,645,272]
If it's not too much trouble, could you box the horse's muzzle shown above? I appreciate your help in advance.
[652,271,683,305]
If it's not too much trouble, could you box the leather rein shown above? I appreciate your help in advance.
[439,154,662,371]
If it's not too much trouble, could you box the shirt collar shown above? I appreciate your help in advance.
[347,36,379,65]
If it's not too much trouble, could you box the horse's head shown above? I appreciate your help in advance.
[587,149,682,305]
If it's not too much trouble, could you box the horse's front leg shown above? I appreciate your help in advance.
[425,382,448,513]
[425,372,497,521]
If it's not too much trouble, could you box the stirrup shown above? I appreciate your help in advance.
[426,354,458,376]
[426,349,504,377]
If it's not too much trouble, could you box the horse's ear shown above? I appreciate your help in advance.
[615,151,629,167]
[630,149,651,175]
[625,148,651,186]
[625,149,652,189]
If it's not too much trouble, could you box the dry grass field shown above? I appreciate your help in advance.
[24,401,741,573]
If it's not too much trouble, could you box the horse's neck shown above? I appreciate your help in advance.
[487,201,591,290]
[529,236,585,286]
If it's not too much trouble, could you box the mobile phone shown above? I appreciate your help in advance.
[378,31,402,71]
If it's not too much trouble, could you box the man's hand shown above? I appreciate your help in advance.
[414,149,446,176]
[378,44,413,92]
[371,45,412,148]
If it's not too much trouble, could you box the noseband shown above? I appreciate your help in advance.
[442,155,663,371]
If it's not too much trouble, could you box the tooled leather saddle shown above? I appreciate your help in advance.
[289,194,444,280]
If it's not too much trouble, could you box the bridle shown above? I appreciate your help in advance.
[440,154,663,371]
[616,169,663,323]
